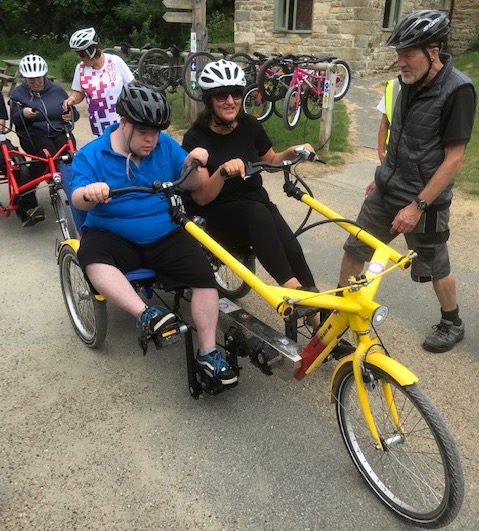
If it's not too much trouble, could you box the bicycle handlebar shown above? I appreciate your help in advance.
[244,148,316,176]
[88,159,202,201]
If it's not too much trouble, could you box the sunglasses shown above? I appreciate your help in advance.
[212,89,243,102]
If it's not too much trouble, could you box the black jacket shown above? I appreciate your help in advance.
[375,54,476,207]
[10,78,79,137]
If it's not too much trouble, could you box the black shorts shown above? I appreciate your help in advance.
[78,228,216,290]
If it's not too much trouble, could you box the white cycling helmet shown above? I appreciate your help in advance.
[19,54,48,78]
[69,27,99,51]
[198,59,246,92]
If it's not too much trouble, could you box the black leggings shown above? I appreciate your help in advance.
[204,200,316,287]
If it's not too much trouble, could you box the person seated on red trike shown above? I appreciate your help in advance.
[9,54,79,226]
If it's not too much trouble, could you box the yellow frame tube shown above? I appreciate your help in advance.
[300,194,407,268]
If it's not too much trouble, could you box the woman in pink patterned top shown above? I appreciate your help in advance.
[63,27,134,136]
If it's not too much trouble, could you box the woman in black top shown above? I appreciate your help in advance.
[182,60,318,295]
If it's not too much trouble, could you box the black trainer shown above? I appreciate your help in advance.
[22,206,45,227]
[423,319,465,353]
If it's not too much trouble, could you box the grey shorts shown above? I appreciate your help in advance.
[343,189,451,282]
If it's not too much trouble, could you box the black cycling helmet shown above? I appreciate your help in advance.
[385,10,450,50]
[116,81,171,130]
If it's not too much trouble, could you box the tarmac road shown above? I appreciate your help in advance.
[1,84,478,529]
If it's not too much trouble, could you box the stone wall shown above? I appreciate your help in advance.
[448,0,479,54]
[234,0,478,76]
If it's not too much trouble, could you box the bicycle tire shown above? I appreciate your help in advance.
[333,362,464,528]
[59,245,108,348]
[229,52,257,85]
[283,85,302,130]
[138,48,172,92]
[211,251,255,299]
[257,57,293,102]
[332,60,351,101]
[301,85,323,120]
[242,83,274,123]
[272,99,284,118]
[103,47,123,58]
[52,187,79,240]
[182,52,215,102]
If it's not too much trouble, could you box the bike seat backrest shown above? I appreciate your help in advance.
[59,162,88,233]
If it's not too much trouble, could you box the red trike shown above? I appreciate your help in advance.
[0,107,78,239]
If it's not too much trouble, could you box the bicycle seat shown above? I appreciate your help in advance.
[125,268,157,281]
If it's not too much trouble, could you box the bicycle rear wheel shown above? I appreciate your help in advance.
[138,48,172,92]
[52,187,79,240]
[333,60,351,101]
[257,57,293,102]
[229,52,257,85]
[301,85,323,120]
[59,245,107,348]
[242,83,274,123]
[283,85,302,130]
[333,363,464,528]
[211,250,255,299]
[182,52,215,102]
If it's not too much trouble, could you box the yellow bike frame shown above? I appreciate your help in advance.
[183,191,419,449]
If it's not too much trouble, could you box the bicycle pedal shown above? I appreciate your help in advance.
[151,328,183,350]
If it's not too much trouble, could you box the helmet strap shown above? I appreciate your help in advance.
[120,123,141,177]
[212,112,235,131]
[85,48,97,60]
[417,48,434,86]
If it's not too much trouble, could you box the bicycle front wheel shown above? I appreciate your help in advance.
[138,48,172,91]
[182,52,215,101]
[334,363,464,528]
[283,85,302,130]
[243,83,273,123]
[211,251,255,299]
[333,60,351,101]
[52,187,79,240]
[59,245,107,348]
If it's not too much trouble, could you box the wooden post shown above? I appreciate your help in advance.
[318,64,337,156]
[185,0,207,123]
[162,0,207,123]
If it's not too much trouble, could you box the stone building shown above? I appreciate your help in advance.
[234,0,479,76]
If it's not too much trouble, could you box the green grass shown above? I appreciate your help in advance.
[452,51,479,194]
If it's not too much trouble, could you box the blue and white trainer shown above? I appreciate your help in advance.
[196,350,237,385]
[137,305,177,335]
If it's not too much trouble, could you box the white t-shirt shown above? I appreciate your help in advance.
[72,53,134,136]
[377,96,386,114]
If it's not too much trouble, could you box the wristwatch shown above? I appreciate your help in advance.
[414,197,428,211]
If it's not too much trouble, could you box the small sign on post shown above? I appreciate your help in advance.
[162,0,193,9]
[318,64,337,156]
[162,0,194,30]
[163,12,192,23]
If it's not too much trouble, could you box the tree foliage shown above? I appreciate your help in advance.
[0,0,234,54]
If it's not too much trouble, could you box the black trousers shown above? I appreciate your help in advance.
[204,199,316,287]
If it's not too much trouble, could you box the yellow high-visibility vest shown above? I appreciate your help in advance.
[384,78,401,146]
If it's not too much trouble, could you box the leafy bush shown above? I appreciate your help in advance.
[208,11,234,44]
[59,51,79,83]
